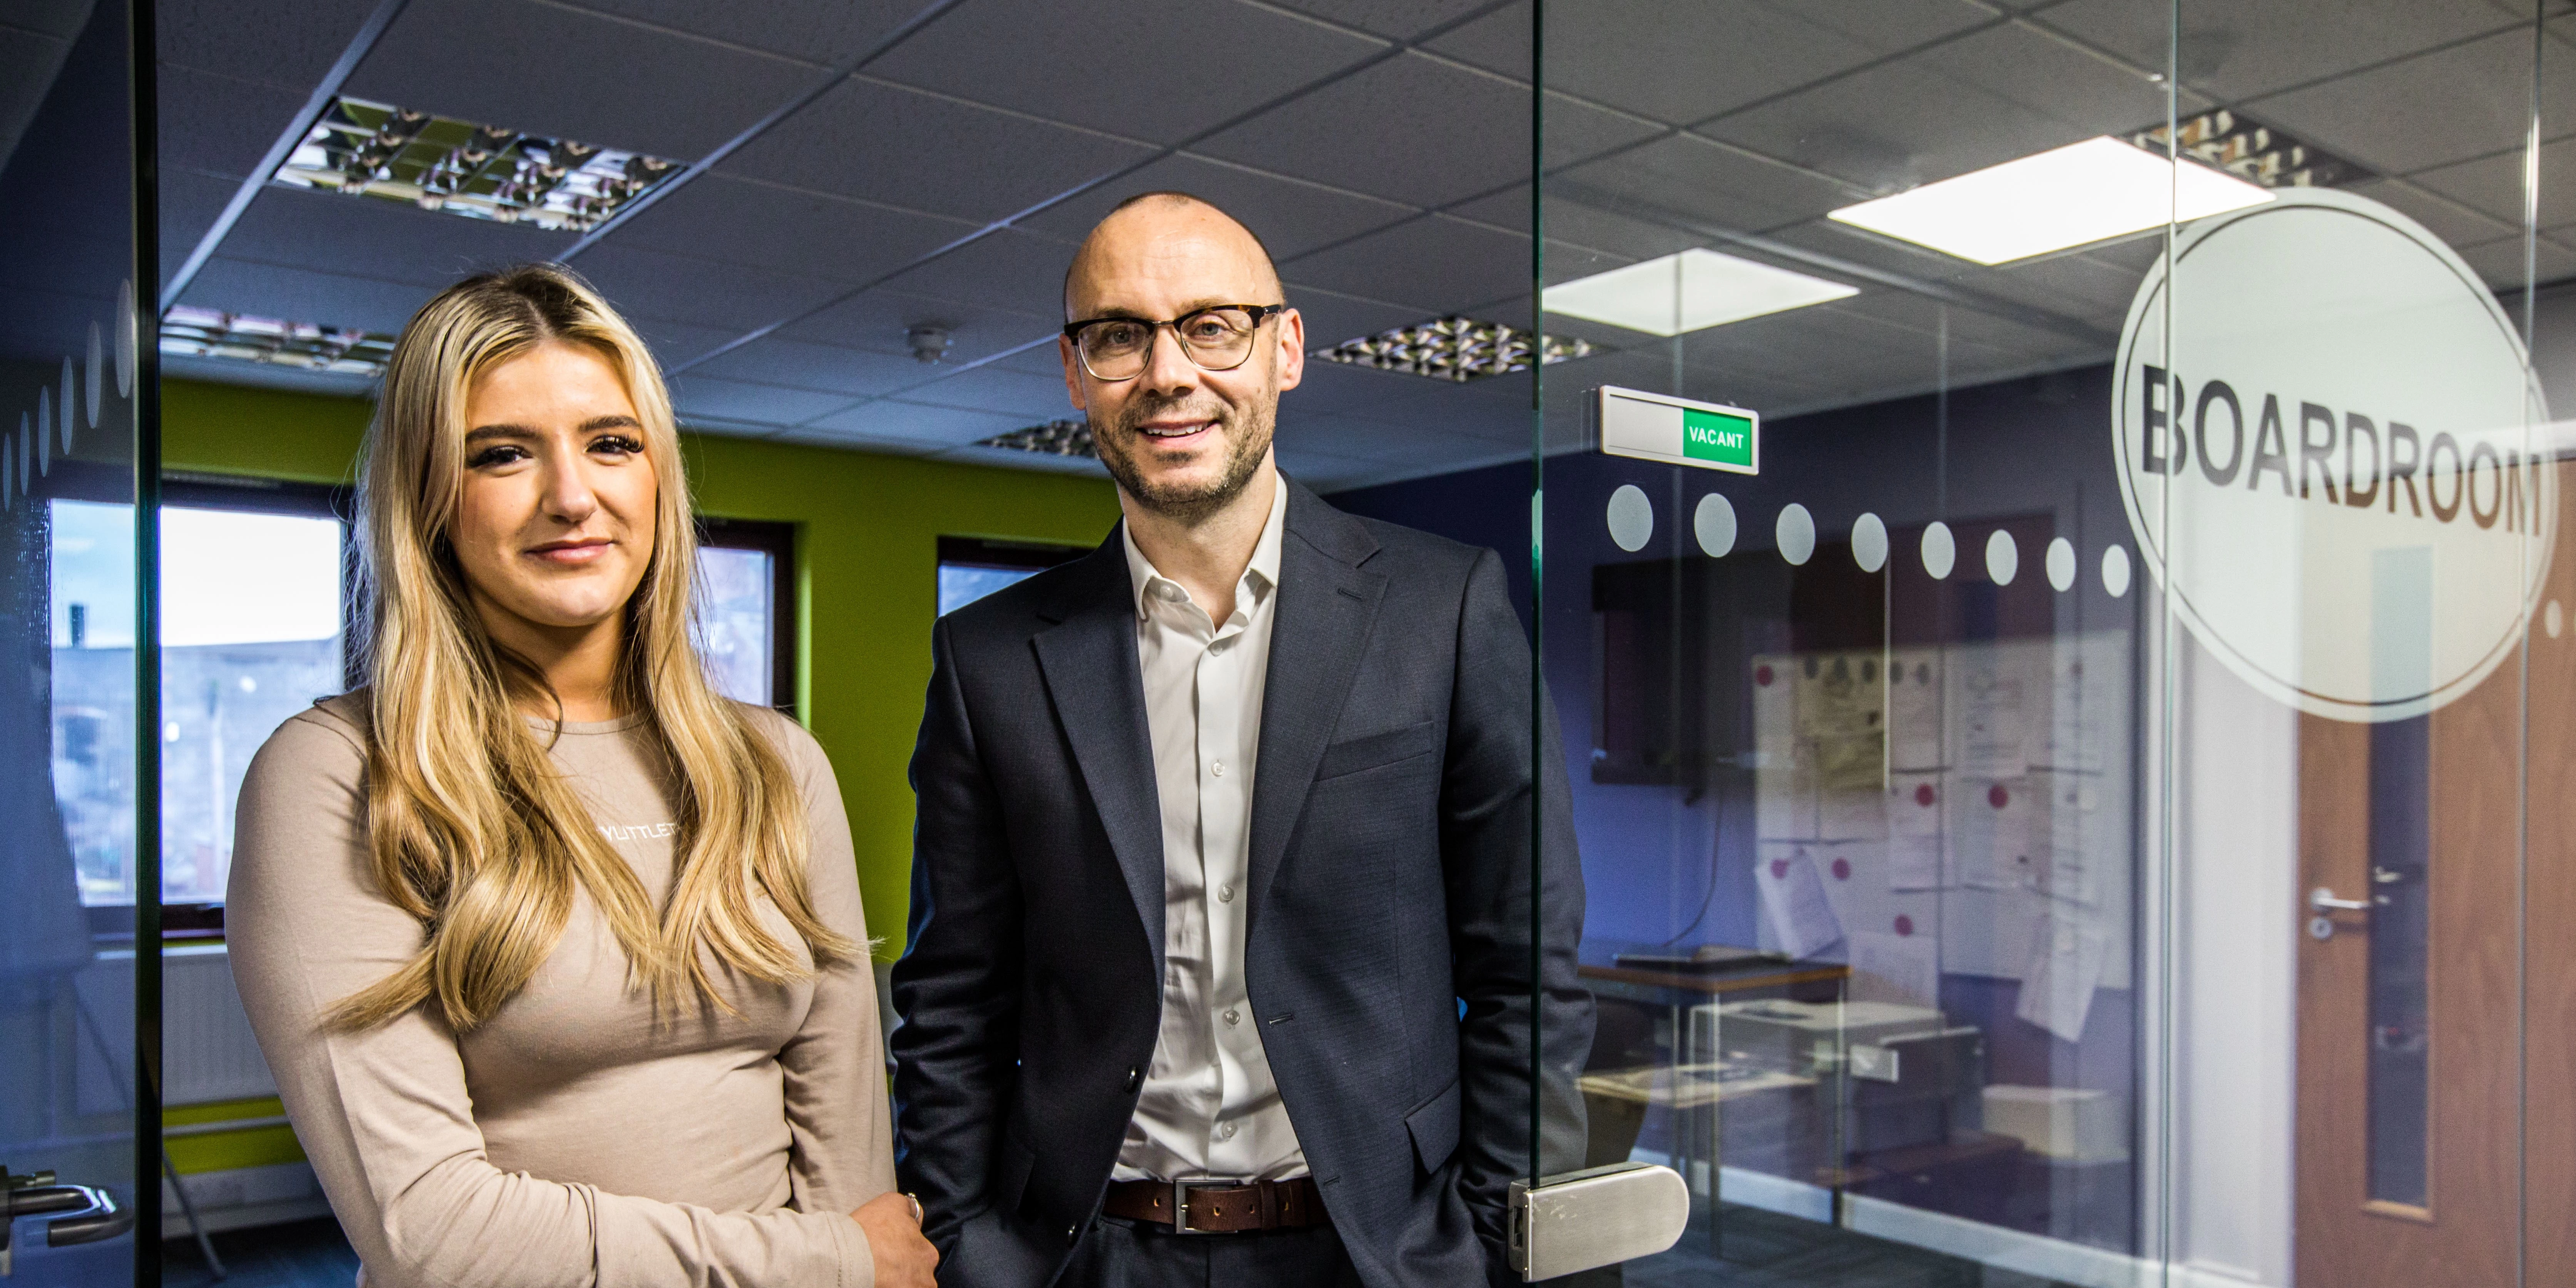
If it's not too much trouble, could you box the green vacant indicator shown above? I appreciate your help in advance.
[1683,408,1754,468]
[1595,386,1760,475]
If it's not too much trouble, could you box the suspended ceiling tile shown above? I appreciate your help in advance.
[1193,51,1655,209]
[2409,135,2576,229]
[868,0,1386,146]
[1259,0,1503,42]
[781,287,1055,366]
[626,315,751,371]
[218,184,576,288]
[568,0,923,67]
[725,76,1156,224]
[159,65,306,180]
[1551,133,1866,238]
[898,366,1075,418]
[686,336,933,398]
[879,228,1082,320]
[804,396,1031,443]
[766,423,952,455]
[1280,214,1529,314]
[174,257,436,334]
[667,375,856,427]
[1909,21,2182,141]
[1283,288,1451,355]
[1454,185,1701,267]
[1438,0,1915,129]
[160,168,240,292]
[1699,57,2113,197]
[158,0,383,94]
[571,242,847,333]
[2247,27,2572,177]
[603,174,976,285]
[1021,153,1418,261]
[2034,0,2520,105]
[1282,360,1424,417]
[347,0,819,160]
[2344,178,2517,252]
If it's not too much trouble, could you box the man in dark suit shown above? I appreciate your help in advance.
[891,191,1590,1288]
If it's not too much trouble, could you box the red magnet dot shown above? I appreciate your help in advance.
[1770,858,1789,879]
[1988,784,2010,809]
[1894,915,1915,937]
[1914,783,1936,807]
[1831,857,1851,881]
[1755,664,1775,687]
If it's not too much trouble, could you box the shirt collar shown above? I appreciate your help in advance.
[1123,474,1289,623]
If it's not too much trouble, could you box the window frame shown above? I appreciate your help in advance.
[696,515,798,717]
[935,535,1091,617]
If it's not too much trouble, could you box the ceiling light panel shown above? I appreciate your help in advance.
[160,306,395,376]
[1544,248,1859,337]
[980,419,1096,457]
[1313,316,1596,383]
[273,96,682,232]
[1827,136,2273,266]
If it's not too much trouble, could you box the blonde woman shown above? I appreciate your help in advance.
[227,265,936,1288]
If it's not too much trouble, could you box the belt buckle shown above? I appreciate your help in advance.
[1171,1180,1218,1235]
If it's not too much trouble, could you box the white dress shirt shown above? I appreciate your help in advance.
[1110,477,1307,1183]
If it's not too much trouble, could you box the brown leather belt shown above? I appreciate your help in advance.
[1101,1177,1328,1233]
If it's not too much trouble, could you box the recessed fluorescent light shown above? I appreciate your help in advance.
[1312,315,1595,383]
[1544,248,1859,336]
[274,96,681,232]
[980,419,1096,457]
[1827,136,2273,266]
[160,306,395,376]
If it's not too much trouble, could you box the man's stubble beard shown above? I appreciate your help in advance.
[1092,390,1275,525]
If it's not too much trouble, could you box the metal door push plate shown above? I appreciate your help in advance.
[1508,1161,1690,1281]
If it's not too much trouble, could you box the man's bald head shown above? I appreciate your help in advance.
[1063,191,1282,319]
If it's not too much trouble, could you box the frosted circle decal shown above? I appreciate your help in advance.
[1606,484,1653,552]
[2115,188,2552,722]
[1776,503,1815,566]
[2551,600,2565,639]
[2102,545,2132,598]
[1921,521,1956,580]
[85,321,102,433]
[2045,537,2076,591]
[1693,493,1737,558]
[1985,530,2018,585]
[1852,512,1888,572]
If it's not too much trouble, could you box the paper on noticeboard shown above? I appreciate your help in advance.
[2017,920,2110,1042]
[1887,651,1944,769]
[1886,771,1944,889]
[1756,844,1844,960]
[1850,929,1942,1009]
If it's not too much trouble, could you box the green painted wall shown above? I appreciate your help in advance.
[166,378,1119,956]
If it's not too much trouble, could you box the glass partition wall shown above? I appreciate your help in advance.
[2,0,151,1283]
[1523,2,2560,1285]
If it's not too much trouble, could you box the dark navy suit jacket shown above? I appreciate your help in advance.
[891,479,1591,1287]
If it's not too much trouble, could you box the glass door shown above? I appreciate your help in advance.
[1530,1,2553,1285]
[1,0,151,1283]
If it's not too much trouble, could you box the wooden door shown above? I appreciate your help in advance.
[2295,461,2575,1286]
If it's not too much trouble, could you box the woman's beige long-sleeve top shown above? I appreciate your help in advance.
[227,696,893,1288]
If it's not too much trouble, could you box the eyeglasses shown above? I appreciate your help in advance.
[1062,304,1287,381]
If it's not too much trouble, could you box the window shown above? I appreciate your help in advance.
[695,517,796,713]
[52,475,352,919]
[937,535,1088,616]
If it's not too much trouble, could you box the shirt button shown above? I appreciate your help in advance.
[1211,640,1229,655]
[1219,884,1235,903]
[1224,1008,1241,1027]
[1220,1123,1239,1140]
[1211,760,1226,777]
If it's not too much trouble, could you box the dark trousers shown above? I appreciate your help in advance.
[1053,1216,1365,1288]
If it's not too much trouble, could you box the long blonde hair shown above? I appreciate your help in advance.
[331,263,854,1032]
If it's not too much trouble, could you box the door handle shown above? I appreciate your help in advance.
[2,1166,136,1276]
[2310,887,2371,913]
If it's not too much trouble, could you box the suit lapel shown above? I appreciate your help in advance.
[1247,483,1387,909]
[1032,541,1168,969]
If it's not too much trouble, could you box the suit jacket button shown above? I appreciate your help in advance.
[1125,1066,1142,1092]
[1066,1223,1082,1245]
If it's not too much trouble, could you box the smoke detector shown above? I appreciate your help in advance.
[906,325,953,364]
